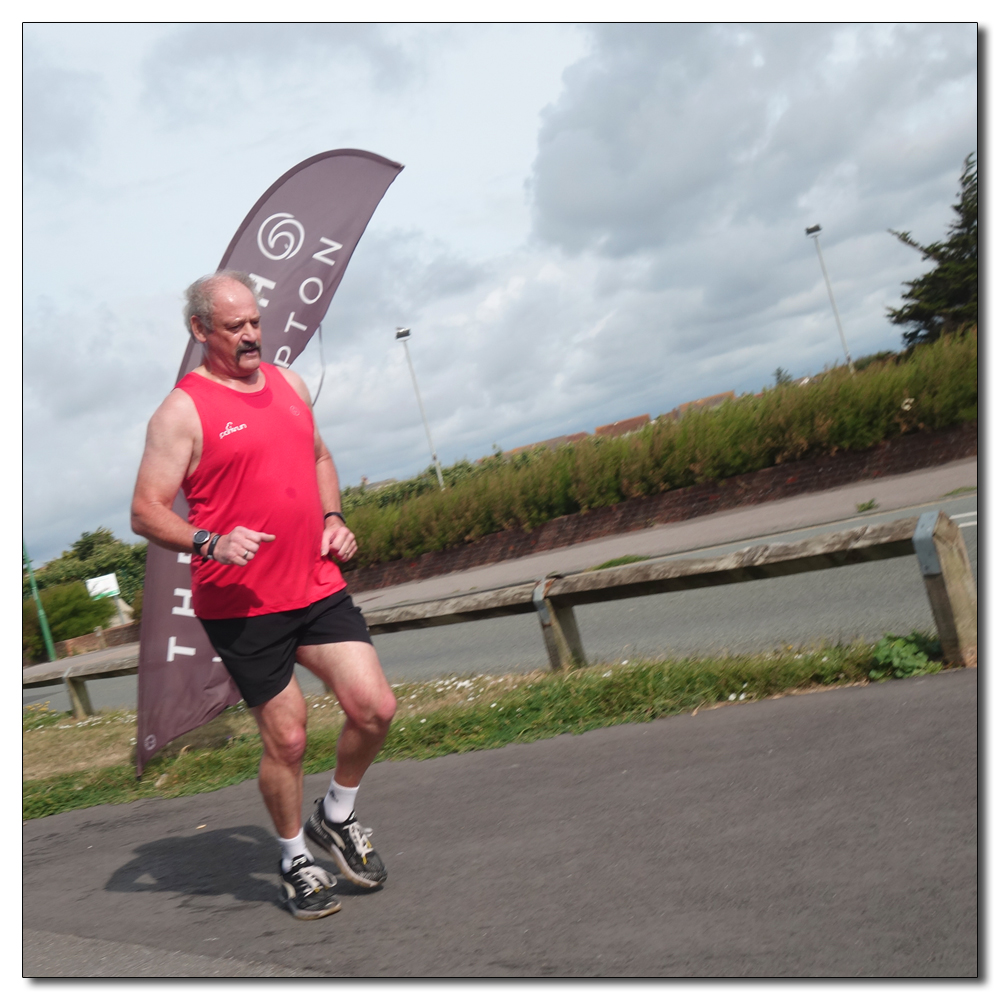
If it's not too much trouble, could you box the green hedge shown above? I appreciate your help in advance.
[346,331,977,568]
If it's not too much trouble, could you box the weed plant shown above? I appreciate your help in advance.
[869,632,943,680]
[342,331,977,568]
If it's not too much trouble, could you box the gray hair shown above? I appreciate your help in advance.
[183,270,258,334]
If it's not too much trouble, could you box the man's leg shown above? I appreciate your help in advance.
[251,673,341,918]
[296,641,396,887]
[295,640,396,787]
[250,674,309,839]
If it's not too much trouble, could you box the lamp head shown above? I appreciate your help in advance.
[805,224,822,236]
[395,327,411,340]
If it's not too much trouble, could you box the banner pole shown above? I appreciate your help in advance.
[23,539,57,662]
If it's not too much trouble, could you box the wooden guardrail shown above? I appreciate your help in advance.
[22,644,142,719]
[24,510,977,718]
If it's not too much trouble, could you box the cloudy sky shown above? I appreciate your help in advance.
[22,21,978,564]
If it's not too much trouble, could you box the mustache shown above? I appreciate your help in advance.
[236,341,262,357]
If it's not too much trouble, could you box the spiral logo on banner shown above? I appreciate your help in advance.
[257,212,305,260]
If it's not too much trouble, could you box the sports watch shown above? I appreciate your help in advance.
[193,529,212,555]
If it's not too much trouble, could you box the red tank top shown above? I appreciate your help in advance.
[177,363,346,619]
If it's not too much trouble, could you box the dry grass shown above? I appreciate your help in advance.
[22,671,538,782]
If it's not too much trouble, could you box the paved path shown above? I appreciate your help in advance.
[23,668,977,977]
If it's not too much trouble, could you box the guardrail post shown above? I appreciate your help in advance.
[912,511,977,667]
[65,676,94,720]
[533,578,587,670]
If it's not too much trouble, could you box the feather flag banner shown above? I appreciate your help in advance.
[136,150,403,775]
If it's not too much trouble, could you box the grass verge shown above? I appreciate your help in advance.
[23,638,945,822]
[589,554,652,570]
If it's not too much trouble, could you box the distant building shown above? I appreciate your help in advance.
[504,432,589,457]
[359,476,398,492]
[660,391,735,422]
[481,389,740,467]
[594,414,651,438]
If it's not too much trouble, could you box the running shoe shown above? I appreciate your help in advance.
[305,802,388,888]
[279,855,342,919]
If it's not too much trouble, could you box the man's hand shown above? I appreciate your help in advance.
[212,526,276,566]
[322,521,358,563]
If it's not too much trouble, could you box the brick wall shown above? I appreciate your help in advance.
[54,621,141,659]
[343,422,977,594]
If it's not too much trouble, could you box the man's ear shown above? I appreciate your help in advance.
[190,316,210,344]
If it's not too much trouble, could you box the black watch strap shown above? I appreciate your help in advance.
[324,511,347,525]
[193,529,212,555]
[206,534,222,560]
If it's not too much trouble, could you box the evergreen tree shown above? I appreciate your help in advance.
[887,153,978,346]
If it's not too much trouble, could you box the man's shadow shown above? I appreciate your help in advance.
[104,825,374,911]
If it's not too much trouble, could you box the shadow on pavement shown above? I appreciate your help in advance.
[104,826,284,909]
[103,825,379,910]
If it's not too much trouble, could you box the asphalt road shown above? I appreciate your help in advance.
[23,458,977,712]
[369,494,978,682]
[23,668,978,977]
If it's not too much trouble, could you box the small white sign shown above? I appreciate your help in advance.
[86,573,120,600]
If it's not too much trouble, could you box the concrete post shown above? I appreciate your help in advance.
[912,511,978,667]
[533,579,587,670]
[65,676,95,720]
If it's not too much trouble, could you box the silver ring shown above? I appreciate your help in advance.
[243,549,250,559]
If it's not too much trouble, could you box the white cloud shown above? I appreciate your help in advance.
[139,23,421,126]
[22,41,105,180]
[21,23,977,564]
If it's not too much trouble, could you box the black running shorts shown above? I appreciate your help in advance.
[200,589,373,708]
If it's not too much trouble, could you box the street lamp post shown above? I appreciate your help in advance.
[23,538,57,663]
[395,327,445,490]
[805,224,855,374]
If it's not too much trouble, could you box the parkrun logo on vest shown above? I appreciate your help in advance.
[219,421,248,440]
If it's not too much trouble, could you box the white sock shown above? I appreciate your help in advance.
[323,779,359,824]
[278,828,313,872]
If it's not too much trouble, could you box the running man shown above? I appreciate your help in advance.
[131,271,396,920]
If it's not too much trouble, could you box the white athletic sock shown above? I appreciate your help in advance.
[323,779,359,824]
[278,828,313,872]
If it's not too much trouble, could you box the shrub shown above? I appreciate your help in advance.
[23,582,115,663]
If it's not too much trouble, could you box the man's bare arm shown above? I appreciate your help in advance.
[131,389,274,565]
[279,368,357,563]
[131,390,203,552]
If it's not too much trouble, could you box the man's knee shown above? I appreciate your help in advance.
[264,723,308,766]
[376,688,397,728]
[347,687,396,733]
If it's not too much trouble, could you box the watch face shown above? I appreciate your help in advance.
[193,529,211,550]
